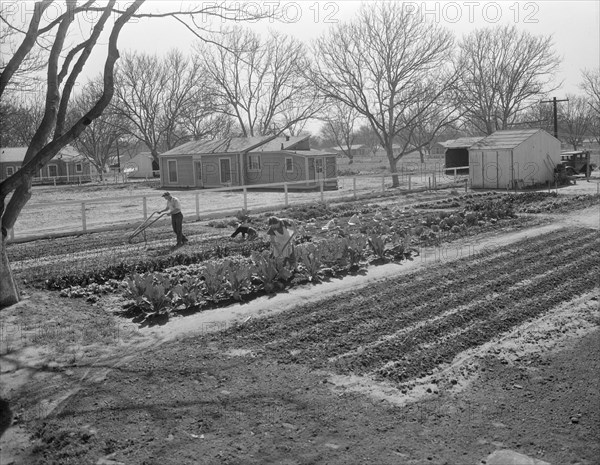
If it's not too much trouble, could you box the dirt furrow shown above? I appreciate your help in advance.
[349,253,599,379]
[226,229,597,355]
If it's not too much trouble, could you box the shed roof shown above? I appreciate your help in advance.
[0,145,81,163]
[469,129,545,150]
[444,137,485,149]
[161,136,277,156]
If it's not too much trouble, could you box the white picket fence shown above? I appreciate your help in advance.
[8,170,469,242]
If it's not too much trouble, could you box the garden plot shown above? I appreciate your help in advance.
[212,228,599,386]
[2,191,600,465]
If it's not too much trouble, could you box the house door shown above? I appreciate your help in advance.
[315,158,325,182]
[220,158,232,185]
[194,161,203,187]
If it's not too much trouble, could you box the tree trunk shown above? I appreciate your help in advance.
[386,145,400,187]
[0,177,32,308]
[0,235,19,309]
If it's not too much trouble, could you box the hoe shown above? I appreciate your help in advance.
[128,211,167,245]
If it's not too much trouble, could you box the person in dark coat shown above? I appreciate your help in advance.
[231,223,258,240]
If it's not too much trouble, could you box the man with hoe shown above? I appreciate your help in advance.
[157,192,188,247]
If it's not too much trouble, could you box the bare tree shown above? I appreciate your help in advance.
[0,1,274,308]
[311,3,459,187]
[354,125,381,157]
[111,50,216,168]
[581,68,600,115]
[512,102,555,133]
[581,69,600,144]
[560,94,593,150]
[320,101,360,163]
[69,80,129,179]
[456,24,560,135]
[0,2,47,94]
[0,94,45,146]
[198,26,321,137]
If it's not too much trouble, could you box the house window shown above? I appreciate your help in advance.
[168,160,178,183]
[6,166,14,177]
[48,164,58,177]
[248,154,261,172]
[285,157,293,173]
[75,163,83,173]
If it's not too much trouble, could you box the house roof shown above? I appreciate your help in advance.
[280,149,336,157]
[161,136,276,156]
[444,137,485,149]
[328,144,365,151]
[255,136,309,152]
[469,129,545,151]
[0,145,81,163]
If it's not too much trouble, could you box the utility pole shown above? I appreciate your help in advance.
[540,97,568,139]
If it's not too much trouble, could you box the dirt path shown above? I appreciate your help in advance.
[0,206,598,464]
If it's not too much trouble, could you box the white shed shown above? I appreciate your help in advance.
[122,152,156,178]
[468,129,561,189]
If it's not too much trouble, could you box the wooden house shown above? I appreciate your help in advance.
[158,136,338,190]
[0,145,96,183]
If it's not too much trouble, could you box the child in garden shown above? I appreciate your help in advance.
[231,223,258,241]
[266,216,296,262]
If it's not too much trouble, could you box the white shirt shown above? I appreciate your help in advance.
[166,197,181,215]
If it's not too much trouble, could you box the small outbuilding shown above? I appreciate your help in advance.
[159,135,337,190]
[444,137,484,175]
[468,129,561,189]
[122,152,157,178]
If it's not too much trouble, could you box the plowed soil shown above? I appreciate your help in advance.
[1,195,599,465]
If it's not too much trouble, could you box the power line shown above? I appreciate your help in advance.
[540,97,569,139]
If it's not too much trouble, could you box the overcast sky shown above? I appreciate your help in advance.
[110,0,599,97]
[3,1,599,119]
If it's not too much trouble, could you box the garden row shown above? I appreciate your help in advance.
[211,228,599,383]
[413,191,599,214]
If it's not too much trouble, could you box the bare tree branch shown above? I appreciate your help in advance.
[310,3,458,187]
[456,25,561,135]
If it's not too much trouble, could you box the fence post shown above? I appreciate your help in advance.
[433,172,436,189]
[143,196,147,220]
[408,174,412,191]
[353,177,357,199]
[428,177,431,190]
[243,186,247,211]
[53,178,56,187]
[284,183,288,207]
[78,176,81,185]
[320,179,324,202]
[81,202,87,232]
[454,168,457,183]
[195,192,200,220]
